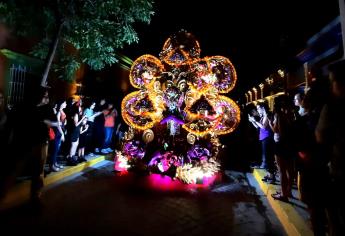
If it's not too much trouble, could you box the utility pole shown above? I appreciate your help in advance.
[304,62,309,93]
[339,0,345,59]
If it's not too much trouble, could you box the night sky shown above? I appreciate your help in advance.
[123,0,340,98]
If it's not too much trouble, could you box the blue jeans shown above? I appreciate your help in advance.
[103,127,114,149]
[51,128,62,165]
[261,137,275,174]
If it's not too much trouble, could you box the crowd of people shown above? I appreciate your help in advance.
[0,90,125,205]
[246,60,345,236]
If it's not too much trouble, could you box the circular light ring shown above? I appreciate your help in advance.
[213,96,241,135]
[161,36,201,57]
[129,54,163,89]
[207,56,237,93]
[122,91,156,116]
[159,33,201,66]
[188,59,213,90]
[121,91,158,130]
[128,90,156,116]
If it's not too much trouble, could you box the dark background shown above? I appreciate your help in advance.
[123,0,340,99]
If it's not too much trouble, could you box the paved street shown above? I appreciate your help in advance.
[0,161,285,236]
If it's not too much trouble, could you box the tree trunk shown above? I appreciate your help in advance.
[40,21,64,87]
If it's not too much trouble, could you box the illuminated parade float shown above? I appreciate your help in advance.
[115,31,240,185]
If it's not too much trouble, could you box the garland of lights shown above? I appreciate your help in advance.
[115,30,241,184]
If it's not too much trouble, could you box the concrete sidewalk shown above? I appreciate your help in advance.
[252,169,313,236]
[0,154,111,210]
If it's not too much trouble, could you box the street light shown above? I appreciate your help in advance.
[278,69,285,78]
[248,90,252,102]
[259,83,264,99]
[252,87,257,101]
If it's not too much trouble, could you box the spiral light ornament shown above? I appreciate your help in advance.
[142,129,154,143]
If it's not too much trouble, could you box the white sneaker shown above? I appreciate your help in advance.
[95,148,100,153]
[106,148,113,152]
[51,166,60,172]
[55,163,64,169]
[101,148,108,154]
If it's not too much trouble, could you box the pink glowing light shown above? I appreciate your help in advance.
[145,173,219,191]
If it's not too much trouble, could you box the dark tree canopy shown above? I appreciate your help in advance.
[0,0,155,85]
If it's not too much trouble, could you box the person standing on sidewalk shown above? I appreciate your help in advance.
[269,97,294,202]
[101,102,117,154]
[248,101,276,183]
[316,60,345,236]
[83,99,102,155]
[30,89,59,204]
[295,78,330,236]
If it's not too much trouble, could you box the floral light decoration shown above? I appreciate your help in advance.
[115,30,241,184]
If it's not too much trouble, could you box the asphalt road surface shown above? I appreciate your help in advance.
[0,161,285,236]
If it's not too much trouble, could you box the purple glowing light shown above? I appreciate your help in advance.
[160,115,185,125]
[123,141,145,159]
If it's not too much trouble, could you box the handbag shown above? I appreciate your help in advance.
[49,127,55,141]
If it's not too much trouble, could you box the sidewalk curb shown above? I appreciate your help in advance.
[0,155,111,211]
[253,169,313,236]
